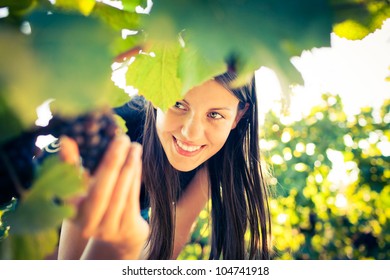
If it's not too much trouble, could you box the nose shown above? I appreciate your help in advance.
[181,114,203,141]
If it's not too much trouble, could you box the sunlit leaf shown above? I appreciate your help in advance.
[122,0,148,12]
[333,20,371,40]
[93,2,141,31]
[126,42,182,111]
[332,0,390,40]
[178,40,227,95]
[54,0,96,16]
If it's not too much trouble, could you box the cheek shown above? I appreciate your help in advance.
[207,123,234,147]
[156,109,178,135]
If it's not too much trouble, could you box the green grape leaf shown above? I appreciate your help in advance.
[178,40,227,95]
[126,42,182,111]
[111,33,144,60]
[108,84,132,109]
[0,229,59,260]
[48,1,143,30]
[0,0,35,13]
[3,156,85,235]
[122,0,148,12]
[0,27,46,144]
[332,0,390,40]
[93,2,141,31]
[145,0,333,93]
[25,11,119,117]
[53,0,96,16]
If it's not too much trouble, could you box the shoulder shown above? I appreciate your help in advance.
[113,95,146,122]
[113,95,147,144]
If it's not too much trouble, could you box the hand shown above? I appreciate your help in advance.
[60,135,149,259]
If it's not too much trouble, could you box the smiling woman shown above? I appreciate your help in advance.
[156,79,247,172]
[56,71,271,260]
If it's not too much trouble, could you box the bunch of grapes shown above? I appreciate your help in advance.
[47,108,119,173]
[0,108,119,205]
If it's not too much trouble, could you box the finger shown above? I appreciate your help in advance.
[59,136,80,165]
[76,134,131,237]
[98,143,142,236]
[120,148,149,247]
[120,143,143,231]
[59,136,88,209]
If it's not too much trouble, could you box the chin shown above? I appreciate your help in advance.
[167,157,202,172]
[170,162,198,172]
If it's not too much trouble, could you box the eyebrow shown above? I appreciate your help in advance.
[182,99,235,112]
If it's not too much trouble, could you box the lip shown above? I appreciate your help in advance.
[173,136,205,157]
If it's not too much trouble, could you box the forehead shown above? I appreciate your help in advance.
[184,80,239,107]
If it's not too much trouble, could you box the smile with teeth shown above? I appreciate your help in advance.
[175,138,202,152]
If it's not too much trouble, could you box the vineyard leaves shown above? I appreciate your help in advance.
[126,42,183,111]
[332,0,390,40]
[0,228,59,260]
[2,0,389,136]
[0,155,85,259]
[138,0,390,106]
[0,10,127,144]
[144,0,333,93]
[178,40,227,98]
[3,156,85,234]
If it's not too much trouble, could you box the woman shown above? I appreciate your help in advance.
[57,71,271,260]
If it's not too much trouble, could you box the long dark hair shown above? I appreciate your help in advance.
[142,72,271,259]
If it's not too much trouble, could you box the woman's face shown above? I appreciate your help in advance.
[156,80,245,172]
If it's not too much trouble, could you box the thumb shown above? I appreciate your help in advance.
[59,136,80,165]
[59,136,88,209]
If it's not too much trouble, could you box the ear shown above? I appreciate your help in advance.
[232,103,249,129]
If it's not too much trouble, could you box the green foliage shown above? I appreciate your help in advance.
[180,96,390,260]
[332,0,390,40]
[3,156,85,234]
[0,156,84,259]
[1,0,389,259]
[126,42,183,111]
[0,11,126,143]
[0,228,59,260]
[144,0,332,101]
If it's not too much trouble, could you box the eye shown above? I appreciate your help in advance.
[174,102,186,110]
[208,112,223,119]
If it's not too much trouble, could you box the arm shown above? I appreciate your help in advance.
[172,167,209,259]
[57,219,88,259]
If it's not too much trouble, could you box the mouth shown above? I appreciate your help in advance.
[173,136,205,157]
